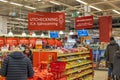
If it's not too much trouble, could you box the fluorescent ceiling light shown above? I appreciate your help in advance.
[0,0,8,3]
[24,6,36,10]
[89,5,102,11]
[15,18,28,21]
[49,1,60,5]
[76,0,87,5]
[66,20,71,22]
[59,31,64,34]
[10,2,23,6]
[112,10,120,14]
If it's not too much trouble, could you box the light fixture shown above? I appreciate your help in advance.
[41,33,44,37]
[59,31,64,35]
[0,0,8,3]
[77,11,80,14]
[69,31,74,35]
[32,32,36,37]
[10,2,23,6]
[76,0,87,5]
[112,10,120,14]
[66,20,70,22]
[24,6,36,10]
[89,5,102,11]
[15,18,28,21]
[22,32,26,36]
[49,1,60,5]
[8,31,13,36]
[38,0,41,1]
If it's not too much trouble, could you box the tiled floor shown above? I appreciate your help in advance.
[94,70,108,80]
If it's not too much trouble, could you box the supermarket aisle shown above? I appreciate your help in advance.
[94,70,107,80]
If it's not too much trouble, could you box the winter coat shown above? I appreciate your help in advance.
[105,40,119,64]
[1,51,34,80]
[113,51,120,76]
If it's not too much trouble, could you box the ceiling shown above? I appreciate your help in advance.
[0,0,120,34]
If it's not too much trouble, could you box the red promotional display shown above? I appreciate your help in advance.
[33,52,57,67]
[19,38,29,45]
[99,16,112,42]
[6,38,19,46]
[0,37,4,47]
[48,39,55,46]
[29,38,36,47]
[28,12,65,30]
[75,16,93,29]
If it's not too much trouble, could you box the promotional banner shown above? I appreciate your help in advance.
[29,38,36,47]
[19,38,29,45]
[75,16,93,29]
[28,12,65,30]
[0,37,4,47]
[6,38,19,46]
[99,16,112,42]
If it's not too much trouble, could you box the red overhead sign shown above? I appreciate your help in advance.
[28,12,65,30]
[75,16,94,29]
[0,37,4,47]
[6,38,19,46]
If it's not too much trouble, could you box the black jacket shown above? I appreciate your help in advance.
[113,51,120,76]
[1,51,34,80]
[105,40,119,64]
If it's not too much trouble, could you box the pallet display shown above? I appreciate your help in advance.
[57,51,93,80]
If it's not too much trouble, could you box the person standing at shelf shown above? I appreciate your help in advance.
[23,46,33,62]
[0,48,34,80]
[105,37,119,80]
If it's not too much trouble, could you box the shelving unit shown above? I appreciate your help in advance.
[57,51,93,80]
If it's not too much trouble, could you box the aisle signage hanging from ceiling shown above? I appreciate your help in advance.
[28,12,65,30]
[77,30,88,37]
[75,16,93,29]
[6,38,19,46]
[0,37,5,47]
[50,32,59,38]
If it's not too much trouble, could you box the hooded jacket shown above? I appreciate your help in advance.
[113,51,120,76]
[105,40,119,64]
[1,51,34,80]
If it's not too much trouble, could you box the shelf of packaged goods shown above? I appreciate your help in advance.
[57,51,90,57]
[67,70,93,80]
[81,75,93,80]
[58,56,90,62]
[65,65,92,75]
[0,50,23,53]
[66,61,92,69]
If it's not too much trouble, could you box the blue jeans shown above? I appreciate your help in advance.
[108,67,113,77]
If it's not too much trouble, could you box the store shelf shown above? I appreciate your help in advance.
[65,65,92,75]
[66,61,92,69]
[58,51,90,57]
[67,70,93,80]
[58,56,90,62]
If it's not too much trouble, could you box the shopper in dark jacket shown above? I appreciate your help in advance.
[105,37,119,80]
[1,51,34,80]
[113,50,120,80]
